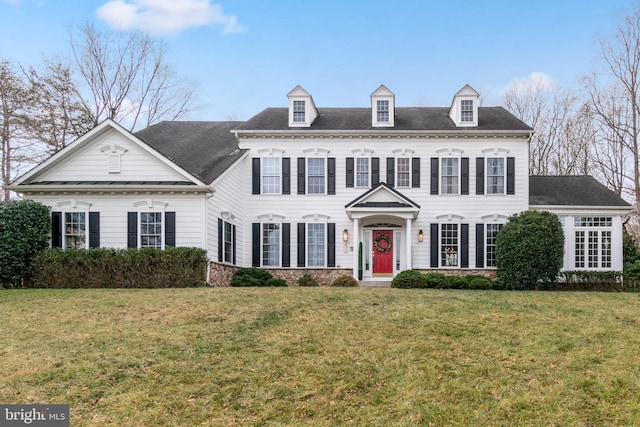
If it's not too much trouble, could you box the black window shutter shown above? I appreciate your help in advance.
[461,157,469,195]
[217,218,223,262]
[476,157,485,195]
[475,224,484,268]
[252,223,260,267]
[430,158,439,195]
[127,212,138,248]
[89,212,100,248]
[507,157,515,195]
[51,211,62,248]
[430,224,439,268]
[232,225,237,265]
[346,157,354,188]
[297,158,306,194]
[282,223,291,267]
[297,223,306,267]
[282,157,291,195]
[252,158,260,195]
[165,212,176,247]
[327,223,336,267]
[461,223,469,268]
[328,157,336,195]
[371,157,380,186]
[386,157,395,187]
[412,157,421,188]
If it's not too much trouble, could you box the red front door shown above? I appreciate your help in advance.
[373,230,393,276]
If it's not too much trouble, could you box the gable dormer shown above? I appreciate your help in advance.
[449,84,479,127]
[370,84,395,127]
[287,85,318,127]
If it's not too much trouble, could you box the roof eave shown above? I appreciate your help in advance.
[8,184,212,194]
[234,129,533,137]
[530,204,633,212]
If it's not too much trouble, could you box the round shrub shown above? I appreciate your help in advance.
[468,276,493,290]
[230,267,273,287]
[298,273,319,287]
[496,210,564,290]
[331,274,358,287]
[266,278,288,287]
[391,269,426,288]
[423,272,447,289]
[445,275,467,289]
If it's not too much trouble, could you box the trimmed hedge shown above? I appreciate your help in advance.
[230,268,288,287]
[29,247,207,288]
[391,270,497,290]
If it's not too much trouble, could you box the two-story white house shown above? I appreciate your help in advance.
[7,84,631,285]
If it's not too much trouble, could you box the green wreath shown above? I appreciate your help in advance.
[374,234,392,253]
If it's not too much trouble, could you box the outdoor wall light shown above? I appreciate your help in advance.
[418,229,424,242]
[343,229,349,242]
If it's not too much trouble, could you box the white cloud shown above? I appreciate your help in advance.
[96,0,245,35]
[501,72,557,97]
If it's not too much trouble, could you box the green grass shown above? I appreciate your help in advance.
[1,288,640,426]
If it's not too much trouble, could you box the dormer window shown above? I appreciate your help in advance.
[377,100,389,123]
[293,100,305,123]
[461,100,473,122]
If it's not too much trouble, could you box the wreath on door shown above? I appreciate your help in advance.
[374,234,392,253]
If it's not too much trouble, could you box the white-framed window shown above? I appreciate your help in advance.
[308,157,326,194]
[461,100,473,122]
[293,100,305,123]
[574,217,612,269]
[262,223,281,267]
[64,212,87,248]
[486,157,505,194]
[396,157,411,188]
[377,100,389,123]
[356,157,370,188]
[441,158,459,194]
[486,223,503,267]
[224,221,233,263]
[262,157,281,194]
[441,223,459,267]
[307,223,326,267]
[140,212,163,248]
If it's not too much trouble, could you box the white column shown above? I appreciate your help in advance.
[405,218,412,270]
[352,218,360,279]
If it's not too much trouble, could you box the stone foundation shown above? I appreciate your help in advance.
[207,262,352,286]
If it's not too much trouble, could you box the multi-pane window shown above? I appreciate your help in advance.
[262,157,281,194]
[377,100,389,122]
[486,158,505,194]
[575,217,613,269]
[65,212,86,248]
[461,100,473,122]
[224,221,233,263]
[441,224,459,267]
[262,223,280,266]
[356,158,369,187]
[486,223,503,267]
[307,223,326,267]
[441,158,459,194]
[396,158,410,187]
[307,158,326,194]
[140,212,162,248]
[293,100,305,123]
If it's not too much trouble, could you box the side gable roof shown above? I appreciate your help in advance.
[134,121,246,184]
[234,106,532,132]
[529,176,631,208]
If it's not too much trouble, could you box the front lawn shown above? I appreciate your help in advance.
[1,288,639,425]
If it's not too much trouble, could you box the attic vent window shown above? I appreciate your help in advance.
[99,144,127,174]
[377,100,389,122]
[461,100,473,122]
[293,100,305,123]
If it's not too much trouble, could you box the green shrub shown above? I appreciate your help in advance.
[468,276,493,290]
[496,210,564,290]
[331,275,358,287]
[29,247,207,288]
[444,275,467,289]
[231,268,273,287]
[298,273,319,287]
[0,200,51,288]
[391,270,426,288]
[423,272,447,289]
[266,278,288,287]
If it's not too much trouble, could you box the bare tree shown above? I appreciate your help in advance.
[69,23,197,131]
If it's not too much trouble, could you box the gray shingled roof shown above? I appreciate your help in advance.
[529,176,631,207]
[234,107,533,132]
[134,121,246,184]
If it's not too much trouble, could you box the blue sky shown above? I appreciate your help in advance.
[0,0,634,121]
